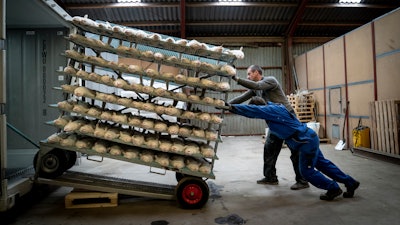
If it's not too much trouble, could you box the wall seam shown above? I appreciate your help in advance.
[322,45,327,138]
[371,21,377,101]
[343,36,350,148]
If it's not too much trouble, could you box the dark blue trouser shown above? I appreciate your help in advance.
[264,132,306,183]
[287,129,357,190]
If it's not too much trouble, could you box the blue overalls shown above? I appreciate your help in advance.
[231,102,357,191]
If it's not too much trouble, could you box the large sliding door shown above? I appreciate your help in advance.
[5,29,68,177]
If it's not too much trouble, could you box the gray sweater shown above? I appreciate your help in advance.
[228,76,294,113]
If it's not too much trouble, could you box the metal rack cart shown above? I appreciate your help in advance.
[33,16,242,209]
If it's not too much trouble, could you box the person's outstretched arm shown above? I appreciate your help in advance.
[235,77,277,91]
[230,104,272,120]
[228,90,254,104]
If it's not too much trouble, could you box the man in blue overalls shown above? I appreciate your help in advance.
[229,65,308,190]
[229,97,360,200]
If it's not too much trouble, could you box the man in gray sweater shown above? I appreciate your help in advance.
[228,65,309,190]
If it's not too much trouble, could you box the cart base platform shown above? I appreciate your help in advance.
[34,171,176,200]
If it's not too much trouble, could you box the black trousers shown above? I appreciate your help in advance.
[263,132,306,183]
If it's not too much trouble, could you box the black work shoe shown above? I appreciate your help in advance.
[290,182,310,190]
[320,188,343,201]
[343,181,360,198]
[257,178,278,185]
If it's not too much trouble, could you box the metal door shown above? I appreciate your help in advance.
[5,29,68,174]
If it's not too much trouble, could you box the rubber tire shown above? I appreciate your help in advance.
[33,149,68,179]
[176,172,191,182]
[65,150,77,170]
[175,177,210,209]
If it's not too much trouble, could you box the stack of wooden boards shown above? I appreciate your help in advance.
[369,100,400,156]
[287,93,316,123]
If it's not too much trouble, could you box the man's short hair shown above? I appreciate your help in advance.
[249,96,266,105]
[248,65,263,75]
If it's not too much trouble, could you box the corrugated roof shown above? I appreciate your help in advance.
[58,0,400,43]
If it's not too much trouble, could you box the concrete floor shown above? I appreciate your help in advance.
[4,135,400,225]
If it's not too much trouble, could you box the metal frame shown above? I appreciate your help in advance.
[0,0,73,212]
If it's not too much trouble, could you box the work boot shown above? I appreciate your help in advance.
[320,188,343,201]
[343,181,360,198]
[290,181,310,190]
[257,178,278,185]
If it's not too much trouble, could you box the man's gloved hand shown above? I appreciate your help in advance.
[232,76,239,82]
[215,102,231,110]
[225,102,232,110]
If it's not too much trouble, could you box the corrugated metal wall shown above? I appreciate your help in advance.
[293,43,324,58]
[220,46,283,135]
[212,44,321,136]
[6,29,68,149]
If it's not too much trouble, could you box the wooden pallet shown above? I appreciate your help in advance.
[288,94,316,123]
[292,103,315,110]
[319,138,331,144]
[298,116,315,123]
[287,94,314,104]
[370,100,400,155]
[65,191,118,209]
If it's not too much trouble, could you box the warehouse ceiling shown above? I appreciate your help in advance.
[53,0,400,45]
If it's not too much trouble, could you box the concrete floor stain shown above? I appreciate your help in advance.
[151,220,169,225]
[208,181,224,201]
[215,214,246,225]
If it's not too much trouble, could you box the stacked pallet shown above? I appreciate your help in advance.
[369,100,400,155]
[287,93,316,123]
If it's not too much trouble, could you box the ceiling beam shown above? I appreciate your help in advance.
[192,36,284,43]
[119,20,363,28]
[180,0,186,39]
[61,2,398,10]
[120,21,178,27]
[62,2,298,10]
[186,21,288,26]
[64,3,178,9]
[299,22,363,27]
[306,3,400,9]
[120,20,288,27]
[187,36,333,44]
[286,0,308,37]
[186,2,297,7]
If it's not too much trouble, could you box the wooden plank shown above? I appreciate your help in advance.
[379,101,387,152]
[388,100,395,153]
[319,138,331,144]
[370,102,377,149]
[65,192,118,209]
[393,101,400,155]
[292,104,315,108]
[383,101,390,153]
[380,101,387,152]
[294,108,314,113]
[296,113,314,117]
[376,101,383,152]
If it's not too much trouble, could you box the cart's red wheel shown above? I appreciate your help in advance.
[175,177,209,209]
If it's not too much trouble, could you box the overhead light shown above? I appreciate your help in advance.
[219,0,242,2]
[117,0,141,2]
[339,0,362,3]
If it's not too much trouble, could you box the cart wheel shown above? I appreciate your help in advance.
[33,149,68,179]
[175,177,209,209]
[65,150,77,169]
